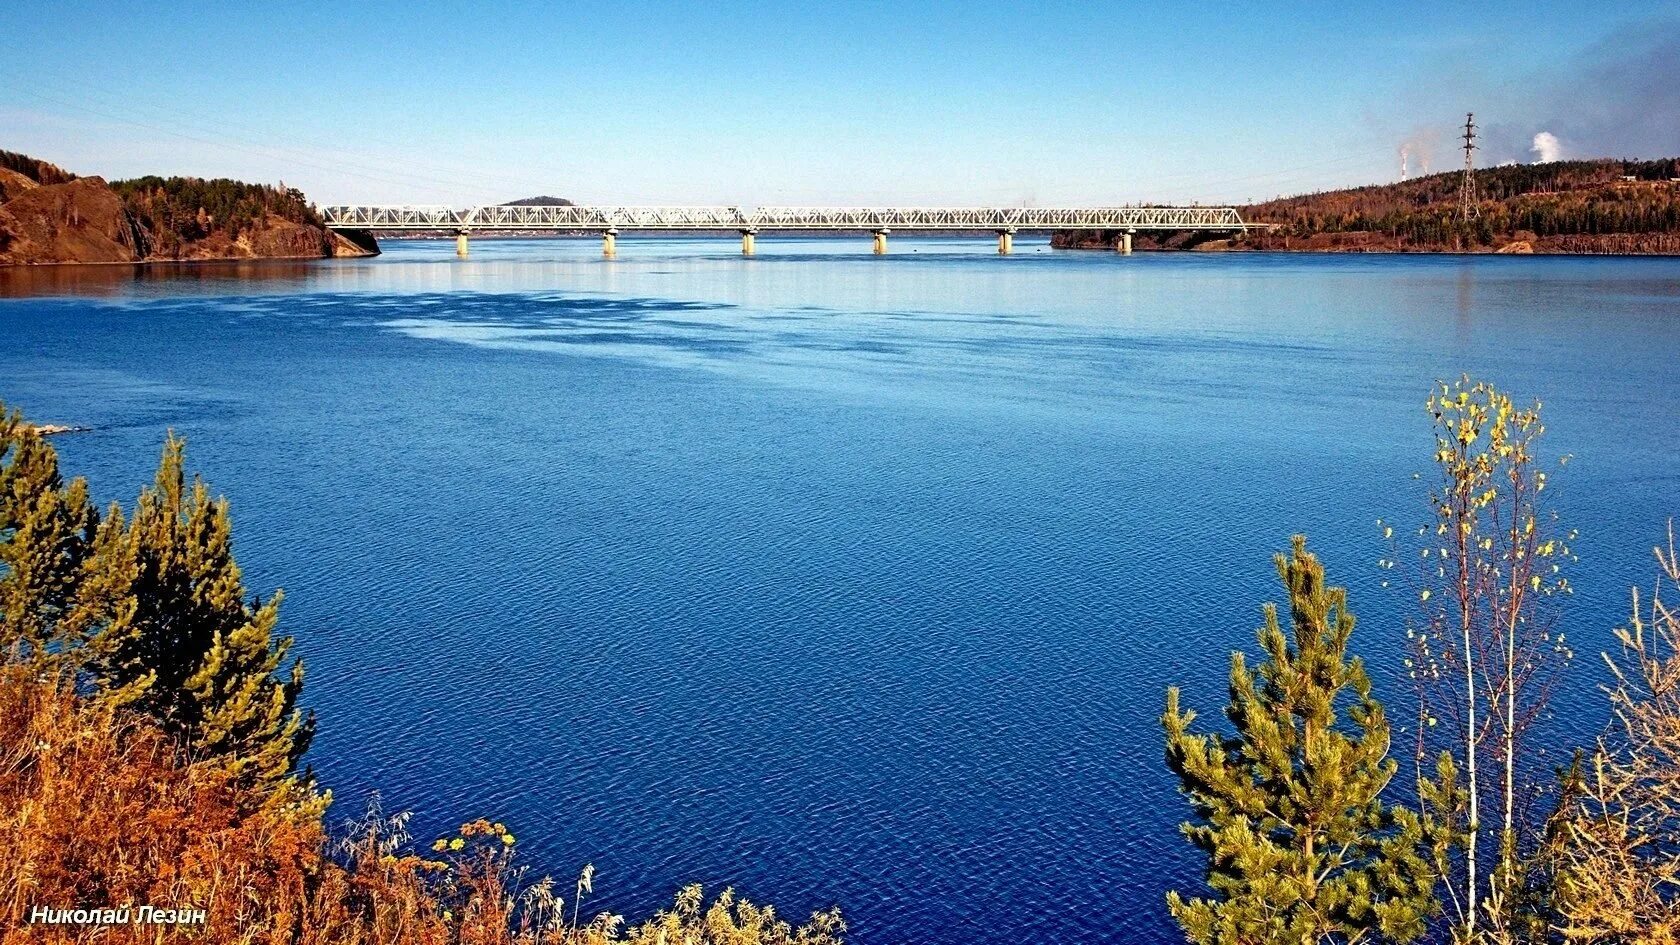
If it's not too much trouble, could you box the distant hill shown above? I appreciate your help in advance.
[1241,158,1680,253]
[0,148,376,265]
[1055,158,1680,254]
[502,195,574,206]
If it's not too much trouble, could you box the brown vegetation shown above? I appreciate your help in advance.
[0,149,376,266]
[0,669,844,944]
[0,177,142,264]
[1551,528,1680,943]
[1054,158,1680,254]
[1241,159,1680,254]
[0,411,840,944]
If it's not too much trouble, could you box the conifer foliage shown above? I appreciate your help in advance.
[0,408,95,662]
[81,434,312,788]
[1163,536,1445,945]
[1,407,844,943]
[0,410,311,790]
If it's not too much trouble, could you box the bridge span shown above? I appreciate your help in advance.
[319,205,1249,256]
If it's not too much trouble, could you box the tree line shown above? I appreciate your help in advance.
[0,149,78,187]
[1246,159,1680,247]
[109,176,324,257]
[2,147,338,259]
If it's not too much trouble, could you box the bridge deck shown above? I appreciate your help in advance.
[320,205,1248,232]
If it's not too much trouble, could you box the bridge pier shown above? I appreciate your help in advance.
[872,228,889,255]
[603,228,618,258]
[1118,228,1135,255]
[997,228,1016,255]
[740,228,757,256]
[455,231,469,257]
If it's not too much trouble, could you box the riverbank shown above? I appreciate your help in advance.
[0,149,378,266]
[1049,229,1680,254]
[1056,158,1680,255]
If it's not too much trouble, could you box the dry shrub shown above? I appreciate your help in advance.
[1554,525,1680,943]
[3,668,288,941]
[0,669,843,944]
[0,668,446,944]
[610,885,844,945]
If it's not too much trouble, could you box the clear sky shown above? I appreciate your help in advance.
[3,1,1676,206]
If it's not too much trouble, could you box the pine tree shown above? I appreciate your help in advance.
[0,406,96,665]
[1162,536,1446,945]
[82,433,312,790]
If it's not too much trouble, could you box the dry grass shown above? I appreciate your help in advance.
[0,414,841,944]
[0,669,841,944]
[1553,525,1680,943]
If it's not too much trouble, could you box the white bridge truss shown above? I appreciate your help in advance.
[320,205,1248,232]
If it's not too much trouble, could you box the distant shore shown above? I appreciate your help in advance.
[1,149,379,267]
[1050,230,1680,255]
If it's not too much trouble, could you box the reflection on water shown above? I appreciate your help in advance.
[0,258,328,298]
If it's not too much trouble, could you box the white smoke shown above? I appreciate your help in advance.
[1398,142,1431,180]
[1397,126,1441,180]
[1530,131,1562,163]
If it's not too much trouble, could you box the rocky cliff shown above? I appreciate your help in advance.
[0,149,377,266]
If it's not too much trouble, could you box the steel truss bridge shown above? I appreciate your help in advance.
[319,205,1249,255]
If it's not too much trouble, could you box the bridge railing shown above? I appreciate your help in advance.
[740,207,1247,230]
[320,205,463,229]
[321,205,1249,232]
[465,205,753,229]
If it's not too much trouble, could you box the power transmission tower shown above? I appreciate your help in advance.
[1460,112,1479,220]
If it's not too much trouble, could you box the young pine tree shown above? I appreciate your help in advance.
[0,407,97,665]
[1163,536,1447,945]
[81,433,312,790]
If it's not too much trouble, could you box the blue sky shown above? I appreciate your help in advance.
[3,1,1676,206]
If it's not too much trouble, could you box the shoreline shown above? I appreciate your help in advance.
[1057,245,1680,257]
[0,251,372,269]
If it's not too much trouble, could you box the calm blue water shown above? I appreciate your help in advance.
[2,237,1677,943]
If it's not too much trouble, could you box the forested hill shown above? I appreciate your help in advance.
[0,148,377,265]
[1240,158,1680,253]
[503,195,574,206]
[1048,158,1680,254]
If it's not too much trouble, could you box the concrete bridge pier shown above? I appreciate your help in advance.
[1119,228,1135,255]
[603,228,618,258]
[997,228,1016,255]
[740,228,757,256]
[455,231,469,257]
[872,228,889,255]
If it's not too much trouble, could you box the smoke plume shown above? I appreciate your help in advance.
[1378,18,1679,165]
[1530,20,1680,159]
[1397,126,1442,179]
